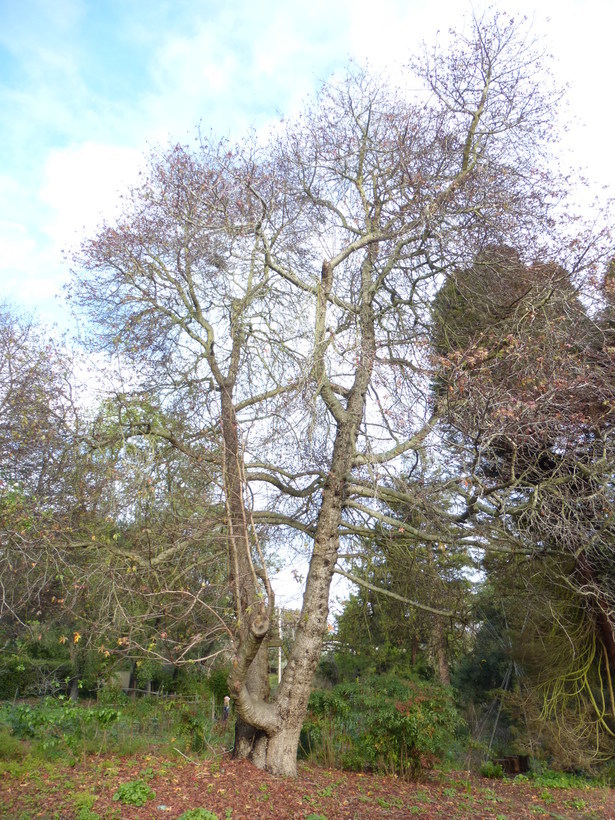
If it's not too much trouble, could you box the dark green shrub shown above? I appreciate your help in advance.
[480,760,504,778]
[178,704,206,752]
[135,658,175,692]
[302,673,463,779]
[0,657,32,699]
[96,683,128,706]
[207,668,230,703]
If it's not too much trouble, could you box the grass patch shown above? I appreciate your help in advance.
[0,727,29,760]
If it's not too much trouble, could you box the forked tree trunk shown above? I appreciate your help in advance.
[232,641,270,764]
[252,413,367,775]
[227,418,361,776]
[229,252,375,776]
[227,470,344,775]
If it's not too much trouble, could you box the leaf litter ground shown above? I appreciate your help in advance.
[1,753,613,818]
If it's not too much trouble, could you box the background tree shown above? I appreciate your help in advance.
[432,246,615,765]
[82,398,233,680]
[335,519,472,685]
[0,306,231,697]
[0,305,95,694]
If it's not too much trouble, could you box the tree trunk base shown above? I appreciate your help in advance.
[264,725,301,777]
[233,720,302,777]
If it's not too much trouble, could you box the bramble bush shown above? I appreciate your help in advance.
[301,674,463,779]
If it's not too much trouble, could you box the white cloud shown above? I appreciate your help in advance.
[0,218,65,316]
[39,142,145,254]
[0,220,40,275]
[1,0,613,329]
[0,142,144,322]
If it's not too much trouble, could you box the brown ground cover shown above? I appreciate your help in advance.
[0,753,613,819]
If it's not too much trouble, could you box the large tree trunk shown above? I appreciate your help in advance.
[264,723,305,777]
[232,641,270,763]
[226,406,367,776]
[227,432,350,775]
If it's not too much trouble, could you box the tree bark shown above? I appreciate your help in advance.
[260,423,357,775]
[435,622,451,686]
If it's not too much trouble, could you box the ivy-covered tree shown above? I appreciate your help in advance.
[432,247,615,765]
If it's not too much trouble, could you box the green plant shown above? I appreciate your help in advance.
[479,786,503,803]
[76,809,101,820]
[377,796,403,808]
[539,789,555,804]
[0,727,28,760]
[73,790,98,810]
[531,770,590,789]
[179,705,206,752]
[566,797,587,810]
[0,696,232,764]
[112,778,155,806]
[96,683,128,706]
[480,760,504,778]
[177,810,219,820]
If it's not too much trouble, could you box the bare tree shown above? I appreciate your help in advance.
[0,305,82,622]
[70,12,603,775]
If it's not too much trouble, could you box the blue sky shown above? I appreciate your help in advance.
[0,0,613,330]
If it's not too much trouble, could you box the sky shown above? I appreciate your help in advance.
[1,0,614,329]
[1,0,613,607]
